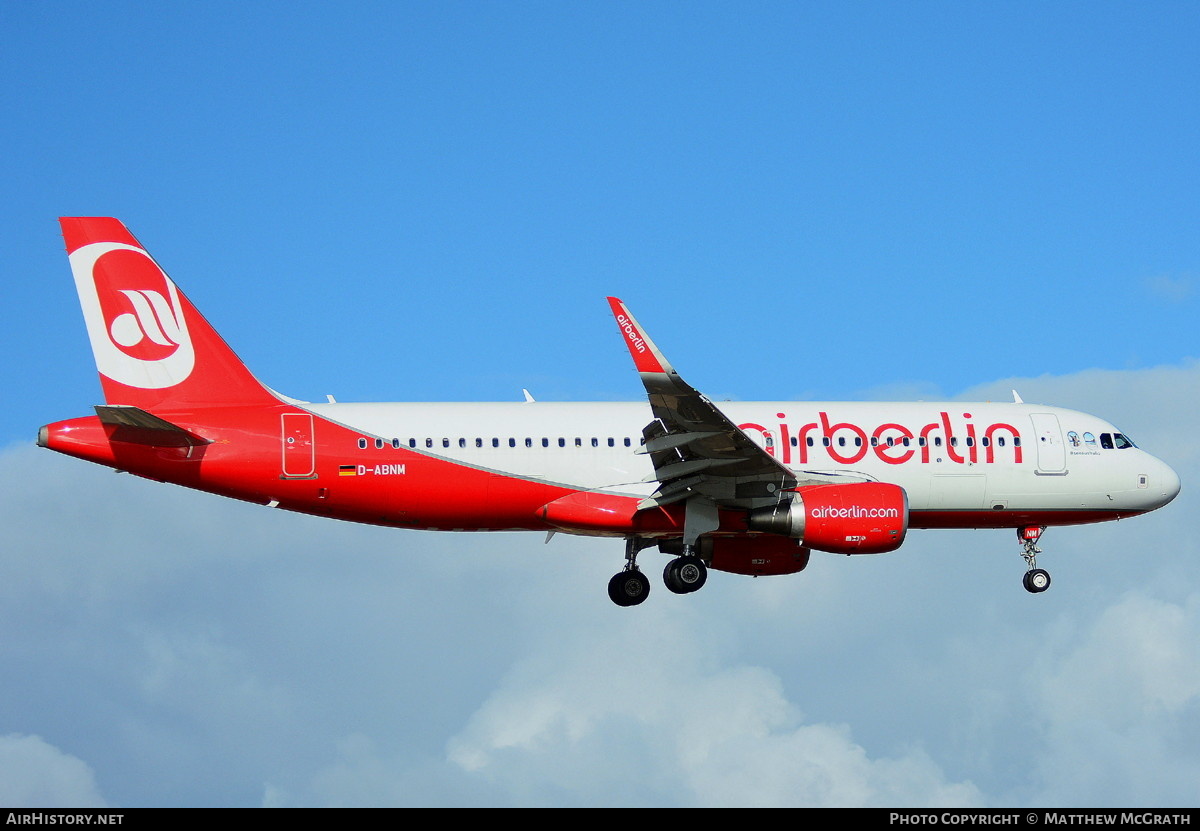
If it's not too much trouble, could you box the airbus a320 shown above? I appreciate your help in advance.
[40,218,1181,606]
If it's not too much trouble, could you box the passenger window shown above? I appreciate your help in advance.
[525,438,533,448]
[358,438,367,449]
[559,438,566,447]
[459,438,466,448]
[492,438,499,448]
[476,438,483,448]
[508,438,516,448]
[542,438,549,448]
[624,438,632,447]
[425,438,433,448]
[591,438,599,447]
[575,438,582,447]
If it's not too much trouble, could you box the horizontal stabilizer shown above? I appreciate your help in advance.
[94,405,210,447]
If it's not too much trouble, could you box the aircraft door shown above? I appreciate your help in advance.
[281,412,316,478]
[1029,413,1067,474]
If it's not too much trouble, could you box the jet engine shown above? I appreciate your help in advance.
[746,482,908,554]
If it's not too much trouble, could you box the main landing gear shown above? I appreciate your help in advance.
[1018,525,1051,594]
[663,552,707,594]
[608,568,651,607]
[608,537,709,606]
[608,537,653,607]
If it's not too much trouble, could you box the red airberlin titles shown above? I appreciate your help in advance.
[736,411,1022,467]
[40,218,1180,606]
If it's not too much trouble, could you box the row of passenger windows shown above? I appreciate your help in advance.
[354,434,1020,451]
[357,436,636,450]
[765,435,1018,448]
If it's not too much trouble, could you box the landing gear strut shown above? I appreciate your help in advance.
[608,537,653,607]
[1018,526,1051,593]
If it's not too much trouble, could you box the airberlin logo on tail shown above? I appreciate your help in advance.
[108,288,184,358]
[69,242,195,389]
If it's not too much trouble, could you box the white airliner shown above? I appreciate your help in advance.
[40,218,1181,606]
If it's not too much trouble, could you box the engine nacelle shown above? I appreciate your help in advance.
[746,482,908,554]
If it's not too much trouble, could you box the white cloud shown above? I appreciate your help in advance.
[1145,274,1195,304]
[1026,592,1200,807]
[446,608,983,807]
[0,734,108,808]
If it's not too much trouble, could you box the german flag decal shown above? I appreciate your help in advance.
[338,465,358,476]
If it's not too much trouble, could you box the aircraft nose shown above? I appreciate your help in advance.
[1151,458,1181,508]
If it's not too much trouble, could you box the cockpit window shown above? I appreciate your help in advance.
[1099,432,1137,449]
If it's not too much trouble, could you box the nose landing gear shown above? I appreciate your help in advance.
[1018,525,1051,593]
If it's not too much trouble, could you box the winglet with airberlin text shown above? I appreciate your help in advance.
[606,297,675,376]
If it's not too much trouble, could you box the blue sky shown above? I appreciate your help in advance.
[2,2,1198,808]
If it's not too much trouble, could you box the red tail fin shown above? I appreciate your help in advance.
[60,217,277,410]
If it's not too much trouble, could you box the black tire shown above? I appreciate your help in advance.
[664,556,707,594]
[664,559,685,594]
[608,570,650,606]
[1023,568,1051,594]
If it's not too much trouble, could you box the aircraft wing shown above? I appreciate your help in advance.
[607,297,800,510]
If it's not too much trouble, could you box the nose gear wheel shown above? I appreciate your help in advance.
[1018,526,1051,594]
